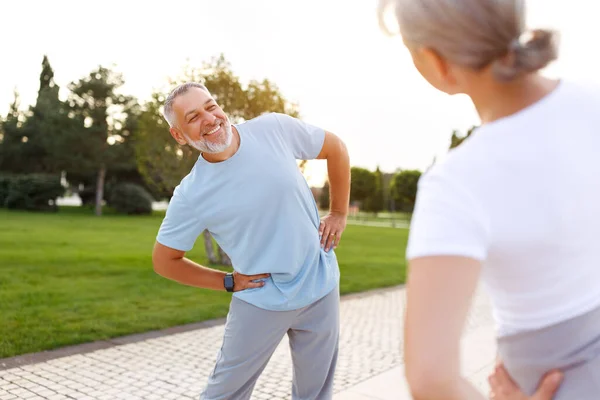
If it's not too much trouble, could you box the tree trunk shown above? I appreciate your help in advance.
[95,164,106,216]
[218,245,232,266]
[202,230,218,264]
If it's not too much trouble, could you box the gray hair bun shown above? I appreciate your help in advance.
[493,29,559,81]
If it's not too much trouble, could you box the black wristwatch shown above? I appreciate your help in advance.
[224,273,235,292]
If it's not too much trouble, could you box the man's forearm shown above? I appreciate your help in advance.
[154,257,227,291]
[326,139,350,215]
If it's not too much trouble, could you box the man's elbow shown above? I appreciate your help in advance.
[152,242,186,280]
[152,251,166,276]
[152,246,174,277]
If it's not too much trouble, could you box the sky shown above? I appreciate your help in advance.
[0,0,596,186]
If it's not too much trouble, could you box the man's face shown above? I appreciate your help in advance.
[169,87,232,153]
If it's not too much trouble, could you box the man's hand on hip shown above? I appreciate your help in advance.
[319,212,347,252]
[232,271,271,292]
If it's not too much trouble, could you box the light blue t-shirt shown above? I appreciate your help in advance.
[156,113,340,311]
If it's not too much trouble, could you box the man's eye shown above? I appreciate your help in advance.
[189,116,198,123]
[208,105,217,111]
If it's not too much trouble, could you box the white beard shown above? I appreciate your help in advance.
[185,119,233,154]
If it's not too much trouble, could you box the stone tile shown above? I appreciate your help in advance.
[0,286,494,399]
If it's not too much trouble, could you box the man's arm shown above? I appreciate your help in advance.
[152,242,269,292]
[316,131,351,251]
[316,131,350,216]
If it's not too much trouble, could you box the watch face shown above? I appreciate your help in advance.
[225,275,234,289]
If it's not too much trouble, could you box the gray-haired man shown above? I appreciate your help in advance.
[152,83,351,399]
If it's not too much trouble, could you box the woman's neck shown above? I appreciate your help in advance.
[468,74,559,125]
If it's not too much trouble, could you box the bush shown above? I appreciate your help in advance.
[4,174,65,211]
[77,186,97,206]
[0,174,13,207]
[107,183,154,215]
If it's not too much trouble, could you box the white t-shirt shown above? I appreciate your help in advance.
[406,80,600,336]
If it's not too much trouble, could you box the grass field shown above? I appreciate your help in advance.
[0,207,408,359]
[320,210,412,228]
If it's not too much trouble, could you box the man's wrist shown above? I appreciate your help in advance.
[223,272,235,292]
[329,209,348,217]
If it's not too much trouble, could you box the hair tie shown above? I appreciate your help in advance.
[510,30,536,51]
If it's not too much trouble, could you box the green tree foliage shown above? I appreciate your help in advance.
[350,167,376,206]
[449,125,477,149]
[319,180,330,210]
[107,183,154,215]
[0,56,74,176]
[390,169,422,213]
[364,166,385,213]
[0,90,25,172]
[67,66,137,215]
[4,174,65,211]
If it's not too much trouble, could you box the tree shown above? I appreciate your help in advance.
[319,180,330,210]
[0,90,25,173]
[0,56,68,175]
[350,167,376,207]
[244,78,299,120]
[450,125,477,149]
[364,166,385,213]
[134,54,300,265]
[67,66,137,216]
[382,171,395,211]
[24,55,74,175]
[39,55,56,93]
[390,169,422,213]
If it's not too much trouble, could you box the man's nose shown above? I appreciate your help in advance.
[203,114,217,126]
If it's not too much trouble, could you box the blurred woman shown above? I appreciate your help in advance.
[378,0,600,398]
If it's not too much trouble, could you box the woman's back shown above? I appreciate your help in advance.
[405,79,600,397]
[408,80,600,336]
[379,0,600,397]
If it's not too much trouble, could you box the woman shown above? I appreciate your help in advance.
[378,0,600,399]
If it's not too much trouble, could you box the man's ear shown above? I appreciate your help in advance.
[169,127,187,145]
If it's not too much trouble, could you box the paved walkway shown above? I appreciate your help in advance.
[0,286,496,400]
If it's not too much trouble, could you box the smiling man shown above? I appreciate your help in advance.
[152,82,351,400]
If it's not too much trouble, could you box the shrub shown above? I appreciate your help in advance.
[107,183,154,215]
[0,174,13,207]
[77,186,97,206]
[4,174,65,211]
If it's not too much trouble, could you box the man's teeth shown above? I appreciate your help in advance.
[205,125,221,135]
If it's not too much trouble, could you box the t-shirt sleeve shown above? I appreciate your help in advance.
[272,113,326,159]
[406,168,490,261]
[156,187,205,252]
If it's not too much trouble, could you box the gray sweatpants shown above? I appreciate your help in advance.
[200,287,340,400]
[497,304,600,399]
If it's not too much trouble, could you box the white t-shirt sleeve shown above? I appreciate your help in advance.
[156,187,205,252]
[406,168,490,261]
[272,113,326,159]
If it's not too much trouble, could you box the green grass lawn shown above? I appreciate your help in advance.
[320,210,412,227]
[0,207,407,359]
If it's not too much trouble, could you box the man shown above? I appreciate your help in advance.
[152,82,350,399]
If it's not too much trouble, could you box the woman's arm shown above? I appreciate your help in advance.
[404,255,485,400]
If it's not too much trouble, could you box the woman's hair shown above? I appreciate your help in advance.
[378,0,559,81]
